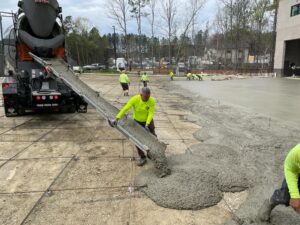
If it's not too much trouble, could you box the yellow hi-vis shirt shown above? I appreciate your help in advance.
[284,144,300,198]
[141,74,149,81]
[169,72,174,77]
[119,73,129,83]
[116,94,155,125]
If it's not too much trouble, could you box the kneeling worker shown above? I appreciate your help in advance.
[257,144,300,222]
[110,87,156,167]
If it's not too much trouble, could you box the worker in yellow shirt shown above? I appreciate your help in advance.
[257,144,300,222]
[187,72,192,80]
[119,70,130,96]
[169,71,174,81]
[141,72,149,87]
[110,87,156,167]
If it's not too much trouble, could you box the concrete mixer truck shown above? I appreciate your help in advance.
[1,0,87,117]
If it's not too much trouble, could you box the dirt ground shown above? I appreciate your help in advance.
[0,75,247,225]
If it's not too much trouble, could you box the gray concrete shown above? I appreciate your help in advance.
[175,78,300,127]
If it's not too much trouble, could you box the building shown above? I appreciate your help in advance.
[274,0,300,76]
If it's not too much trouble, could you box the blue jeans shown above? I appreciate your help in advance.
[271,177,300,206]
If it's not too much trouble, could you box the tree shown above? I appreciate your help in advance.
[107,0,130,59]
[129,0,149,68]
[147,0,158,67]
[161,0,177,64]
[175,0,206,63]
[64,16,109,66]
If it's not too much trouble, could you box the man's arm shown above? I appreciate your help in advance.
[285,166,300,198]
[284,145,300,198]
[116,97,135,119]
[146,100,156,125]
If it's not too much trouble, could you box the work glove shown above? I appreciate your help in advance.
[145,125,150,132]
[108,118,119,127]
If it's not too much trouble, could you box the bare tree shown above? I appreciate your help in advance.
[252,0,271,65]
[175,0,206,64]
[129,0,149,68]
[161,0,177,64]
[107,0,130,59]
[147,0,158,68]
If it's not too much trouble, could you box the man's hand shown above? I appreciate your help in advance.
[290,198,300,213]
[108,118,119,127]
[145,125,150,132]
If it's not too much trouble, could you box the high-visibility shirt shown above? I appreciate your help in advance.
[169,72,174,77]
[119,73,129,83]
[116,94,155,125]
[284,144,300,198]
[187,73,192,77]
[141,74,149,81]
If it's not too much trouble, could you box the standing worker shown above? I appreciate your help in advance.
[119,70,130,96]
[169,71,175,81]
[109,87,156,167]
[187,72,192,80]
[141,72,149,87]
[257,144,300,222]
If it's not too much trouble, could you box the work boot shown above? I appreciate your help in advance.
[137,158,147,167]
[256,199,277,222]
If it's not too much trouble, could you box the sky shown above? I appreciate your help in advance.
[0,0,218,36]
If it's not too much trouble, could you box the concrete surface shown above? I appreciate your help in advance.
[176,77,300,127]
[0,75,245,225]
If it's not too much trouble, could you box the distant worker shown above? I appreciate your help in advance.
[257,144,300,222]
[141,72,149,87]
[119,70,130,96]
[169,71,175,81]
[187,72,192,80]
[291,63,296,78]
[196,74,203,81]
[109,87,156,167]
[192,74,198,80]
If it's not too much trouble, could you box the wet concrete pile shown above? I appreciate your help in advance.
[136,147,248,210]
[136,82,300,224]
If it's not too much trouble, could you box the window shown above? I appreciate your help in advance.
[291,4,300,17]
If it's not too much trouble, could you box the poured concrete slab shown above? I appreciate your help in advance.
[176,128,198,140]
[77,140,135,158]
[16,142,81,159]
[162,140,188,156]
[52,158,133,190]
[0,128,11,135]
[130,195,232,225]
[0,193,42,225]
[40,128,93,142]
[155,128,182,140]
[0,129,51,142]
[18,120,62,129]
[0,142,32,159]
[92,128,126,140]
[0,118,33,129]
[22,190,131,225]
[0,158,68,193]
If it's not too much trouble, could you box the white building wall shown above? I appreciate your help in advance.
[274,0,300,75]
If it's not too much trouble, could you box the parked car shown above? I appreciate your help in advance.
[91,64,106,70]
[72,66,83,73]
[83,65,97,71]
